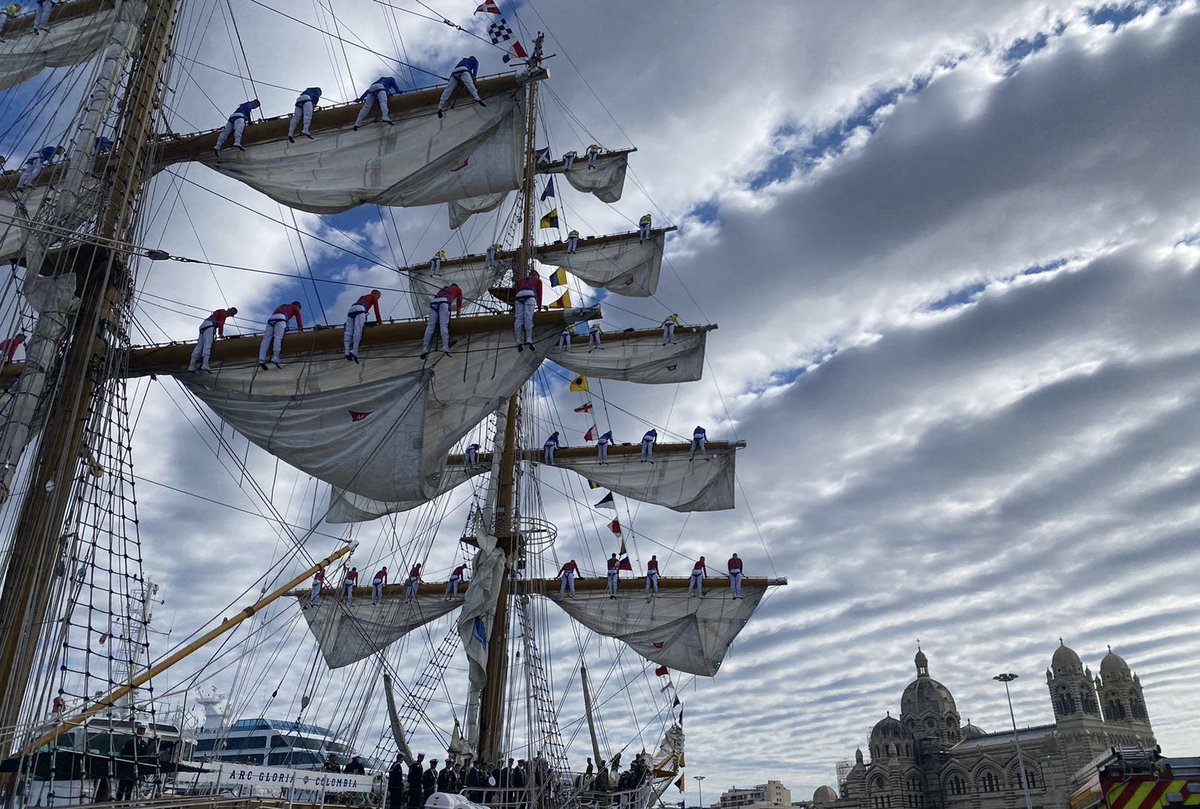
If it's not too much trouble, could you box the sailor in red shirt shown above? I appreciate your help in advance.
[445,563,468,599]
[188,308,237,373]
[342,566,359,603]
[421,283,463,359]
[606,553,620,599]
[513,271,543,351]
[309,568,326,608]
[371,566,389,605]
[727,553,743,599]
[344,289,382,362]
[0,334,24,366]
[258,301,303,369]
[644,554,660,598]
[405,563,423,602]
[558,559,580,598]
[688,556,706,599]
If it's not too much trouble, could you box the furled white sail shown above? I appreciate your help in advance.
[326,463,488,524]
[0,176,105,262]
[170,94,526,214]
[448,192,507,230]
[299,590,460,669]
[547,585,769,676]
[542,151,629,203]
[536,231,666,297]
[459,534,506,753]
[405,257,506,319]
[552,444,738,512]
[179,325,557,503]
[550,328,710,384]
[0,6,118,91]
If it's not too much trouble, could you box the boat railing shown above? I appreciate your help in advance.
[454,780,655,809]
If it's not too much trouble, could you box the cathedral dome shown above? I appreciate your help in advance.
[813,786,839,806]
[871,714,909,742]
[1052,641,1084,675]
[1100,648,1131,680]
[961,720,987,739]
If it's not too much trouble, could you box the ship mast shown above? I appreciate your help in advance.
[478,33,546,767]
[0,0,179,760]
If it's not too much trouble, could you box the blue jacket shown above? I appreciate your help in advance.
[232,100,257,119]
[453,56,479,79]
[36,145,57,163]
[364,77,401,98]
[300,87,322,103]
[599,431,613,444]
[642,429,657,443]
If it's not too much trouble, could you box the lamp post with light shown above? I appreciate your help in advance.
[994,673,1034,809]
[695,775,706,809]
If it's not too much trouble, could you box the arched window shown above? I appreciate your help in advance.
[1131,699,1148,722]
[872,776,887,792]
[979,771,1000,793]
[946,775,965,796]
[1107,700,1126,720]
[1057,689,1076,716]
[1013,766,1038,790]
[1082,689,1100,715]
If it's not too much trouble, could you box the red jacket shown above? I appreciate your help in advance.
[354,292,382,322]
[559,561,580,577]
[451,564,467,578]
[647,559,659,574]
[514,275,542,306]
[436,284,464,314]
[373,568,388,585]
[727,557,743,574]
[272,303,304,331]
[208,309,235,336]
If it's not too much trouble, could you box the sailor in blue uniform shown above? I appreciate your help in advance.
[437,56,485,118]
[596,430,613,464]
[288,87,322,142]
[33,0,50,32]
[543,431,560,466]
[213,99,260,153]
[689,425,708,461]
[464,443,480,468]
[639,428,657,463]
[562,149,577,171]
[16,145,63,191]
[586,144,602,169]
[353,76,401,130]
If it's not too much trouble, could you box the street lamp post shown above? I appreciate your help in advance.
[994,673,1034,809]
[695,775,706,809]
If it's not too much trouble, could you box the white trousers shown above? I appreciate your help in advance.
[645,572,658,593]
[730,571,742,598]
[465,448,478,467]
[344,582,354,602]
[563,153,576,171]
[567,235,578,253]
[558,331,571,352]
[543,444,556,465]
[215,114,246,150]
[258,315,286,363]
[486,247,496,268]
[588,330,602,351]
[422,299,450,352]
[446,575,461,598]
[689,437,708,461]
[354,86,390,127]
[560,571,575,595]
[344,305,367,355]
[406,577,419,601]
[662,322,676,344]
[188,321,216,370]
[640,439,654,462]
[597,442,609,464]
[310,582,321,606]
[514,293,536,344]
[372,580,385,604]
[639,222,651,241]
[607,571,618,597]
[438,69,482,111]
[688,572,703,596]
[16,159,44,190]
[587,149,599,169]
[430,257,442,274]
[288,96,314,138]
[34,0,51,28]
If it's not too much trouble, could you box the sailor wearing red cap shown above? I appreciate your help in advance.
[344,289,382,362]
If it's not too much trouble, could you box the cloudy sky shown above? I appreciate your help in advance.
[7,0,1200,801]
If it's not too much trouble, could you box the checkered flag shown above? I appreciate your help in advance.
[487,17,528,62]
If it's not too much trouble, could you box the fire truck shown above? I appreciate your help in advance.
[1071,747,1200,809]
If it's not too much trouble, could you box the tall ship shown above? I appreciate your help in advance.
[0,1,786,807]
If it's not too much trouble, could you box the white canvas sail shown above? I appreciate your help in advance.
[547,585,770,676]
[552,444,738,512]
[550,328,710,384]
[165,94,526,214]
[179,324,558,503]
[0,5,119,92]
[405,257,506,319]
[541,150,629,203]
[536,231,666,297]
[448,192,508,230]
[299,591,461,669]
[326,464,488,524]
[0,174,104,262]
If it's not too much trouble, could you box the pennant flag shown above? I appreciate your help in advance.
[673,695,681,708]
[619,555,633,571]
[656,665,669,677]
[540,177,556,201]
[584,424,597,441]
[679,708,684,724]
[660,680,674,692]
[676,774,684,793]
[486,18,528,63]
[550,267,568,286]
[574,402,593,413]
[569,374,589,392]
[474,0,500,12]
[539,208,559,229]
[473,616,488,648]
[549,290,572,309]
[678,752,685,767]
[609,518,621,535]
[535,146,552,164]
[595,492,616,510]
[588,479,601,489]
[619,537,626,554]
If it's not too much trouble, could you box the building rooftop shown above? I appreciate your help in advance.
[949,723,1056,752]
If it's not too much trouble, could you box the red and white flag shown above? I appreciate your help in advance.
[574,402,593,413]
[584,425,597,441]
[474,0,501,13]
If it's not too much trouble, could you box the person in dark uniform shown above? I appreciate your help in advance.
[407,753,425,809]
[345,755,366,775]
[115,725,148,801]
[388,756,407,809]
[422,759,439,805]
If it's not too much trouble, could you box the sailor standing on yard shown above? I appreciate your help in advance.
[258,300,303,370]
[596,430,613,464]
[562,149,577,171]
[586,144,602,169]
[513,271,543,351]
[287,86,322,142]
[606,553,620,599]
[661,313,679,345]
[445,563,467,599]
[353,76,401,129]
[645,555,660,597]
[342,566,359,602]
[405,563,423,602]
[213,99,259,154]
[567,229,579,254]
[344,289,382,362]
[430,250,446,274]
[688,556,706,598]
[558,559,580,597]
[15,145,63,191]
[187,306,237,373]
[638,213,652,242]
[309,568,325,607]
[587,322,603,352]
[486,242,502,268]
[420,282,463,359]
[371,566,388,605]
[689,425,709,461]
[33,0,51,33]
[437,56,485,118]
[639,428,657,463]
[727,553,743,599]
[543,431,560,466]
[464,442,480,468]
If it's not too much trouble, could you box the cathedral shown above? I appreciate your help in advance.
[829,642,1155,809]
